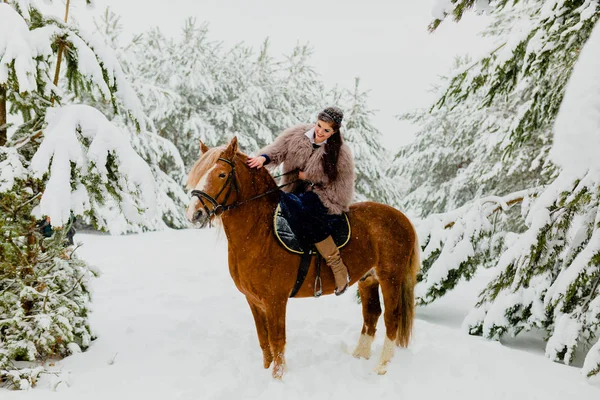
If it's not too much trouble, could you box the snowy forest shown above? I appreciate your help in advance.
[1,0,600,393]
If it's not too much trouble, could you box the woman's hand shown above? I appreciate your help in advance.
[298,171,307,180]
[247,156,266,169]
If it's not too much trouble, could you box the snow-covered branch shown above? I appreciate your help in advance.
[416,189,528,306]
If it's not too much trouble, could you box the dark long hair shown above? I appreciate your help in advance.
[317,109,343,182]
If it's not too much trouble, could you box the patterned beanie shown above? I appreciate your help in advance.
[319,106,344,126]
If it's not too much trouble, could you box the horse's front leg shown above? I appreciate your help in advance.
[246,298,273,369]
[265,297,288,379]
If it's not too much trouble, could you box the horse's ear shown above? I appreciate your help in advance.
[223,136,238,158]
[200,140,210,154]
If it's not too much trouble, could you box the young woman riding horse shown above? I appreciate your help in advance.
[185,108,420,379]
[247,106,353,295]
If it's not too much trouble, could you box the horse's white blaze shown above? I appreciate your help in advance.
[195,164,218,191]
[375,336,395,375]
[353,334,375,359]
[186,164,219,222]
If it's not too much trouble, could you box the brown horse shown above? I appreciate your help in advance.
[185,137,420,378]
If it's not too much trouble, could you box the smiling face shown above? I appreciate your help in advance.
[314,119,336,144]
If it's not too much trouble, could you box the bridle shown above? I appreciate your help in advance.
[190,157,297,224]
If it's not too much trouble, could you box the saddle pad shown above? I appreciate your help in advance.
[273,204,351,254]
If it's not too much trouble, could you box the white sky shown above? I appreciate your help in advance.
[52,0,492,151]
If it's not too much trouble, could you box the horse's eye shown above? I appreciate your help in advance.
[219,173,227,178]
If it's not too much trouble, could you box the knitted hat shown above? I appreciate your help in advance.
[319,106,344,126]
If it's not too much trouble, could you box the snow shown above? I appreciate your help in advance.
[66,33,113,100]
[416,190,528,304]
[0,147,27,192]
[545,314,583,364]
[76,29,149,131]
[0,3,40,93]
[552,20,600,174]
[30,104,157,227]
[431,0,453,20]
[3,229,599,398]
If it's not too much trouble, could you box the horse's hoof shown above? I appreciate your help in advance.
[375,366,388,375]
[272,364,285,379]
[353,334,374,359]
[263,352,273,369]
[352,350,371,360]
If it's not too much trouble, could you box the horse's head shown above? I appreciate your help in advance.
[185,137,240,225]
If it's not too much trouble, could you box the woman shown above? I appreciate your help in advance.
[247,106,355,295]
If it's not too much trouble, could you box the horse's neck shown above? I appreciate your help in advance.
[221,169,277,243]
[221,199,275,245]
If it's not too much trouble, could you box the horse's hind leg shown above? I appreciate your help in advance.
[246,299,273,369]
[353,271,381,360]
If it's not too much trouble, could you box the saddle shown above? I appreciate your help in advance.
[273,204,351,254]
[273,204,351,298]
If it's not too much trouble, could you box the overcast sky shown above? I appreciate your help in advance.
[57,0,492,151]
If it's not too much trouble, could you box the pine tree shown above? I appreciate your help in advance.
[86,8,189,230]
[465,18,600,378]
[0,1,157,388]
[420,0,600,377]
[331,78,402,205]
[102,11,395,206]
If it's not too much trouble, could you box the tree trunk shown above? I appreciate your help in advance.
[0,86,6,147]
[51,0,71,105]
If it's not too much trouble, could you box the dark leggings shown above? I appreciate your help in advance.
[279,191,333,245]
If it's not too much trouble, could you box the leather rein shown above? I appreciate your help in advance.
[190,157,297,224]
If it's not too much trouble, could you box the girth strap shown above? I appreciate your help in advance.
[289,249,322,298]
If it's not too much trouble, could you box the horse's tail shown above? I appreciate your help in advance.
[396,226,420,348]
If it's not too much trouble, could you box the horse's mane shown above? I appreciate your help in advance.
[186,146,277,192]
[186,146,227,190]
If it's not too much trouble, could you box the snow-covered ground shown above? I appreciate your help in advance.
[4,229,600,399]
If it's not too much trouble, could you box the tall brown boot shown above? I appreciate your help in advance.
[315,236,350,296]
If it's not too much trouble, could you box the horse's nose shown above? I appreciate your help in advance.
[186,199,203,223]
[193,209,204,222]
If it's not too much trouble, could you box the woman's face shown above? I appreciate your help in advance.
[314,119,335,144]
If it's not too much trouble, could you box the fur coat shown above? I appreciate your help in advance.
[258,124,355,215]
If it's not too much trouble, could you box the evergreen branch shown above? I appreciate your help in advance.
[444,192,525,229]
[59,273,87,297]
[0,280,17,296]
[15,193,42,211]
[6,237,28,266]
[12,130,44,149]
[581,273,600,314]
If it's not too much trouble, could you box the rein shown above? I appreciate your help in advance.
[190,157,297,223]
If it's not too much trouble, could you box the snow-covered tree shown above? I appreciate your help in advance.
[390,56,549,217]
[94,9,396,207]
[122,16,396,206]
[395,1,600,217]
[331,78,403,204]
[0,0,157,388]
[84,8,189,229]
[415,189,527,306]
[412,0,600,378]
[464,18,600,378]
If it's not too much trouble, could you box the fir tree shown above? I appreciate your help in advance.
[86,8,189,230]
[332,78,402,204]
[464,18,600,378]
[418,0,600,377]
[0,0,157,388]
